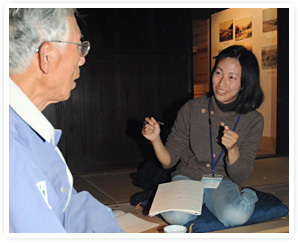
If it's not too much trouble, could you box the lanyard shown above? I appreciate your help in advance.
[208,98,241,176]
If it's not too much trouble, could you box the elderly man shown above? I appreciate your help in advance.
[9,8,123,233]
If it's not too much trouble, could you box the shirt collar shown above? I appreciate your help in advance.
[9,78,55,143]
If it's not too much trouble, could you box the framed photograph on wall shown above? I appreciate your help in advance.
[262,44,277,69]
[219,19,233,42]
[235,16,252,41]
[263,8,277,32]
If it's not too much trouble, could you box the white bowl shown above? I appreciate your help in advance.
[164,225,187,233]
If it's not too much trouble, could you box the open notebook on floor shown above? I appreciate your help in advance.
[149,180,204,217]
[113,210,159,233]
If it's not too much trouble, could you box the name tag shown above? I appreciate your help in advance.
[201,174,223,189]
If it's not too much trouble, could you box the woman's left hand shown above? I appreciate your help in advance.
[222,125,240,164]
[221,125,239,150]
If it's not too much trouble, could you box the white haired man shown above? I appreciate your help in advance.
[9,8,123,233]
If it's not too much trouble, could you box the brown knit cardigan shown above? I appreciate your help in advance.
[163,96,264,187]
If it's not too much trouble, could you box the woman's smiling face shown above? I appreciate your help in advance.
[212,57,242,104]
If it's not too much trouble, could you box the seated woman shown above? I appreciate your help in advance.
[141,45,264,227]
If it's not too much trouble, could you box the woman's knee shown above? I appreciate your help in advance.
[217,199,256,227]
[161,211,197,225]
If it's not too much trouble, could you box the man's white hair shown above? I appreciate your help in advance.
[9,8,76,74]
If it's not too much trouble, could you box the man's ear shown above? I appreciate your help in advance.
[38,42,52,74]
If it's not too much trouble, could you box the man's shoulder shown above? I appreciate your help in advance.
[9,106,29,138]
[9,106,43,155]
[10,106,24,135]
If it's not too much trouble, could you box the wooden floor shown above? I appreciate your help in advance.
[74,156,290,233]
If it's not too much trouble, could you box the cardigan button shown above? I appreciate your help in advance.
[213,153,216,158]
[201,109,206,113]
[221,122,225,126]
[210,110,214,115]
[206,163,211,168]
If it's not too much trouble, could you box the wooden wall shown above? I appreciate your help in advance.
[42,8,289,175]
[192,19,210,98]
[43,9,194,173]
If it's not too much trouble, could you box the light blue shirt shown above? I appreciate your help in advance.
[9,79,124,233]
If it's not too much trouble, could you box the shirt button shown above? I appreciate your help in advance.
[206,163,211,168]
[210,110,214,115]
[60,186,66,193]
[201,109,206,113]
[221,122,225,126]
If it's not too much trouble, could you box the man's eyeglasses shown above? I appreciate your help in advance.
[36,41,91,57]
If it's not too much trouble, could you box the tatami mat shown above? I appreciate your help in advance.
[242,156,289,187]
[73,156,289,206]
[74,170,143,205]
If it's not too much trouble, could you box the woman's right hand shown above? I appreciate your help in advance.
[141,117,161,142]
[141,117,171,167]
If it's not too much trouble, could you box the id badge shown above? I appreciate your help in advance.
[201,174,223,189]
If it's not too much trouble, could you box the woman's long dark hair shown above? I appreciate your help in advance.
[207,45,264,114]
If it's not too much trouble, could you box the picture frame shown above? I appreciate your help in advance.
[263,8,277,32]
[262,44,277,69]
[219,19,233,42]
[235,16,252,41]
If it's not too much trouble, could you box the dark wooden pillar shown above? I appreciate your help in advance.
[276,8,289,155]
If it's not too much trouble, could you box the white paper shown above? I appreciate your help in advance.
[115,212,159,233]
[112,210,126,217]
[149,180,204,216]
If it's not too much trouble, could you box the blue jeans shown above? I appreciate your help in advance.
[160,175,258,227]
